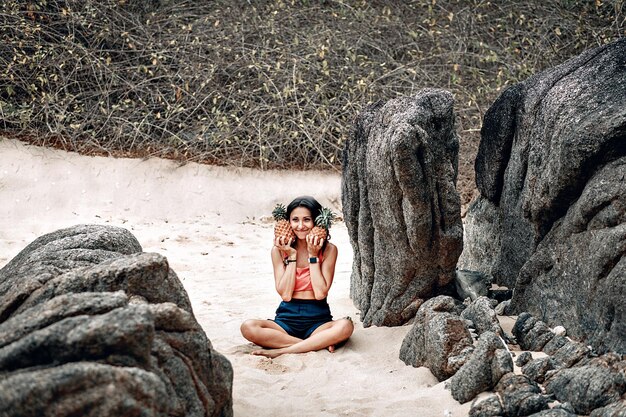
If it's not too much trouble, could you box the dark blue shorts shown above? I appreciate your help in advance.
[272,298,333,339]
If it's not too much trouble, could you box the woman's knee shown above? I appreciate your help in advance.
[338,318,354,339]
[240,319,260,340]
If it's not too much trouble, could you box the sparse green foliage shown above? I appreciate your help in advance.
[315,207,335,231]
[1,0,624,206]
[272,203,288,221]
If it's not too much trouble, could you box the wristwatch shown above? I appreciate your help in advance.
[308,256,318,264]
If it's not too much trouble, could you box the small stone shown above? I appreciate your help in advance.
[447,331,513,403]
[495,300,510,316]
[469,395,503,417]
[400,296,474,381]
[522,357,556,384]
[496,373,548,416]
[553,402,576,413]
[460,296,504,338]
[516,351,533,367]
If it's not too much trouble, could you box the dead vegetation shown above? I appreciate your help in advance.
[1,0,624,206]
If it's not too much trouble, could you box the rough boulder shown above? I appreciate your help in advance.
[0,224,233,417]
[447,331,513,403]
[459,38,626,353]
[342,88,463,326]
[399,295,473,381]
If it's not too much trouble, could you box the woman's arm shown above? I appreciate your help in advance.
[272,238,297,301]
[307,239,337,300]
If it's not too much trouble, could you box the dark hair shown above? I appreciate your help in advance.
[286,195,330,249]
[286,195,322,221]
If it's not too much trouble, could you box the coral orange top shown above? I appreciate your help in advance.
[290,253,324,292]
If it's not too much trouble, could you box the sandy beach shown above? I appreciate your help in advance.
[0,138,477,416]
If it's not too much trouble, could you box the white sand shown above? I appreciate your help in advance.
[0,138,473,416]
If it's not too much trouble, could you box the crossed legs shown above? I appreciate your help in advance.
[240,318,354,358]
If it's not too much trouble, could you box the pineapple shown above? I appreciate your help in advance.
[310,207,335,240]
[272,203,295,242]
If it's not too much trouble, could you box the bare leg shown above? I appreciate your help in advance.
[240,319,302,349]
[251,318,354,358]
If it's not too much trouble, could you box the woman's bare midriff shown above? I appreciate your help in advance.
[292,290,316,300]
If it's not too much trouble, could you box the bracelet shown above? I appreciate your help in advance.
[283,258,297,266]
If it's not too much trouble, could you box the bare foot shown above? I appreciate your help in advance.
[251,348,286,359]
[327,344,335,353]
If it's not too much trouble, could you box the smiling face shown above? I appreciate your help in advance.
[289,206,314,239]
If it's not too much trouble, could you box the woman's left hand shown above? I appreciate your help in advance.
[306,234,323,256]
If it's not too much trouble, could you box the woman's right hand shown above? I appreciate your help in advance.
[274,236,296,257]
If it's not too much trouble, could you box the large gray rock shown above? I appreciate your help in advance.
[497,373,548,417]
[511,157,626,353]
[447,331,513,403]
[459,39,626,353]
[399,296,473,381]
[0,224,142,322]
[14,251,192,315]
[545,355,626,415]
[0,224,232,417]
[590,401,626,417]
[469,373,549,417]
[342,89,463,326]
[0,362,170,417]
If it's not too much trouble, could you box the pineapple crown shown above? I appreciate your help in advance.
[272,203,288,221]
[315,207,335,231]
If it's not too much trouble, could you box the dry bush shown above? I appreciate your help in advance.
[1,0,624,206]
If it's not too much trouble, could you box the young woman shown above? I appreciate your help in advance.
[240,196,354,358]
